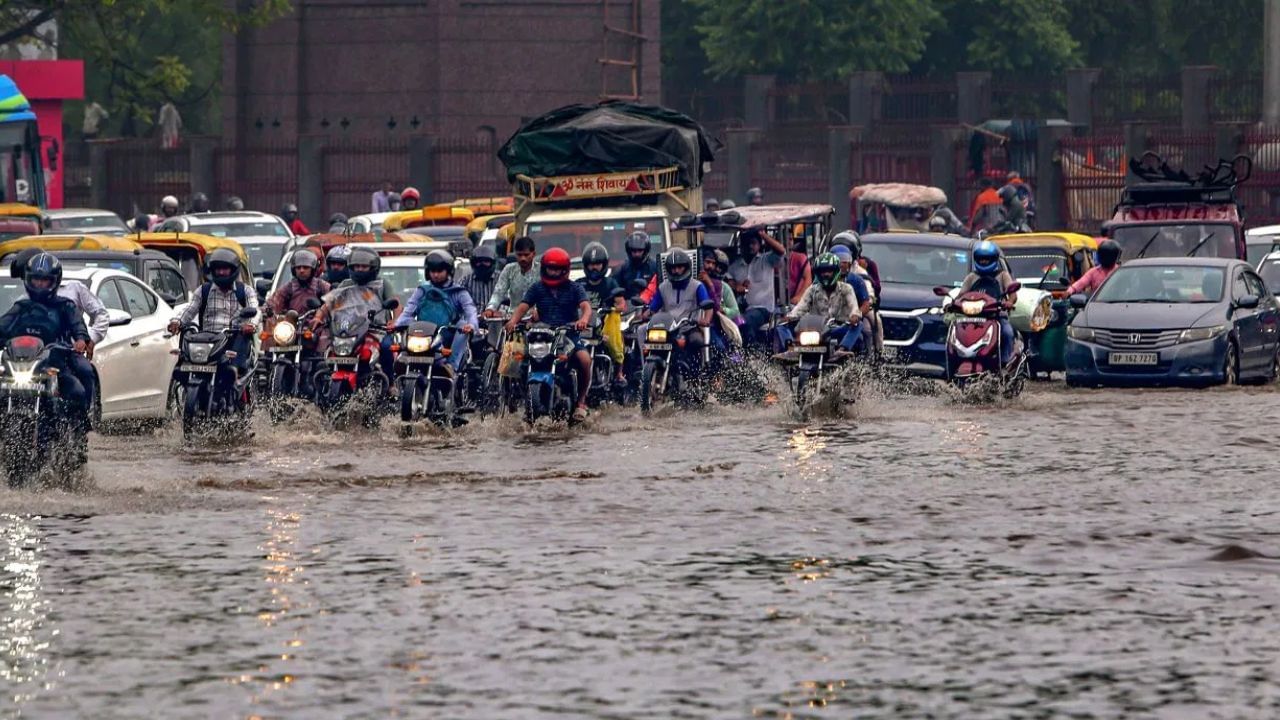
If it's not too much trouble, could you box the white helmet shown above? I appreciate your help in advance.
[161,195,179,209]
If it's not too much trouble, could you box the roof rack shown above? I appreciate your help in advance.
[1120,152,1252,207]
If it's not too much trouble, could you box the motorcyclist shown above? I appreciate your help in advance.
[311,247,396,348]
[225,196,245,211]
[282,203,310,235]
[1067,239,1122,296]
[780,252,867,355]
[578,242,627,384]
[167,248,259,377]
[644,247,714,342]
[268,249,331,317]
[324,245,353,284]
[504,247,593,422]
[159,195,181,219]
[831,231,881,299]
[484,236,540,317]
[0,252,92,439]
[327,213,348,233]
[458,244,499,311]
[968,178,1003,234]
[992,185,1030,234]
[726,229,785,348]
[746,187,764,206]
[705,198,720,212]
[389,250,477,378]
[400,187,421,211]
[188,192,211,214]
[955,240,1017,366]
[613,231,658,301]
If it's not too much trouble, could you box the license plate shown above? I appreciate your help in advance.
[178,363,217,373]
[269,345,301,353]
[400,355,434,364]
[329,357,358,366]
[1108,352,1158,366]
[645,343,672,351]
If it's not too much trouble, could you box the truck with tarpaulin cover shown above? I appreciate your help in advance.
[497,101,720,272]
[1103,153,1251,262]
[0,75,46,211]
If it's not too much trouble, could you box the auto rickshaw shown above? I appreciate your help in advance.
[0,233,144,260]
[851,183,949,233]
[382,206,475,232]
[0,218,40,241]
[465,213,515,247]
[990,231,1098,376]
[130,231,253,290]
[0,203,42,222]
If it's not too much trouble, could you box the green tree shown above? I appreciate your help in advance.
[691,0,940,81]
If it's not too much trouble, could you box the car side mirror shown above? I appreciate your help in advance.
[105,308,132,327]
[239,307,259,319]
[1236,294,1260,309]
[305,297,322,310]
[1069,293,1089,308]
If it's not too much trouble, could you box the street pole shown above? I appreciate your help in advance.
[1265,0,1280,125]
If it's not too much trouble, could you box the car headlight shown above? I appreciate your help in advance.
[798,330,822,347]
[272,321,297,345]
[646,328,668,343]
[406,335,432,353]
[528,341,552,359]
[1178,324,1226,344]
[1066,326,1094,342]
[960,300,985,316]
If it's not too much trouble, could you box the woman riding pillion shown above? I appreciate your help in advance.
[386,250,478,378]
[777,253,867,357]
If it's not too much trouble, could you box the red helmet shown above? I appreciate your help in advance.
[401,187,421,202]
[541,247,571,287]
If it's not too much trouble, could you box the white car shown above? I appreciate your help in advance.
[1247,225,1280,267]
[347,212,394,234]
[156,211,293,279]
[0,268,179,424]
[268,241,451,302]
[41,208,129,236]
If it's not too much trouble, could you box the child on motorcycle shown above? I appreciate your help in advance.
[577,242,627,385]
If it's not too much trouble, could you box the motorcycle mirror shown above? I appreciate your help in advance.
[932,286,950,297]
[1068,293,1089,308]
[382,298,399,310]
[286,310,299,321]
[239,307,258,319]
[1058,276,1072,287]
[1006,281,1022,294]
[305,297,322,310]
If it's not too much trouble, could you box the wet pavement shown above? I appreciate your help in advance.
[3,382,1280,718]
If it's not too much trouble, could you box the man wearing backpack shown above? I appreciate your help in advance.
[167,248,259,377]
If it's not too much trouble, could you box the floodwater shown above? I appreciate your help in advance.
[3,381,1280,719]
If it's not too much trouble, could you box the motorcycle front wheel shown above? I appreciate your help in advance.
[182,383,205,438]
[2,415,36,488]
[640,361,664,416]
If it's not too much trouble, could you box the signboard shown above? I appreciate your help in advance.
[530,171,656,200]
[1115,204,1239,223]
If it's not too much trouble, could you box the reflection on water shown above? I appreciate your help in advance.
[1,385,1280,717]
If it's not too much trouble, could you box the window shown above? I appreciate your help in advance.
[118,279,158,316]
[1245,272,1269,300]
[1232,272,1250,301]
[97,280,125,311]
[147,263,187,303]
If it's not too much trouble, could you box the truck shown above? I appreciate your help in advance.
[1102,153,1251,262]
[0,74,47,210]
[496,101,719,266]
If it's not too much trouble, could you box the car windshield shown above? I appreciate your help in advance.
[1111,223,1236,260]
[1003,251,1069,288]
[525,218,664,269]
[1093,265,1225,303]
[1258,260,1280,293]
[48,214,126,232]
[865,241,971,287]
[193,221,290,239]
[59,258,134,274]
[0,278,26,314]
[239,242,287,276]
[380,265,426,302]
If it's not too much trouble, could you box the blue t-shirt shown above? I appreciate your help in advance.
[844,271,869,306]
[522,281,588,327]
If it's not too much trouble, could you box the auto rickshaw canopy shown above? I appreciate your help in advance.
[383,206,476,231]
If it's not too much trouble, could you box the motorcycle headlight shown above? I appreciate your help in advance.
[188,343,214,363]
[646,328,668,343]
[1178,324,1226,344]
[961,300,985,316]
[406,335,433,353]
[7,361,35,385]
[528,341,552,359]
[272,321,297,345]
[1066,326,1094,342]
[798,330,822,347]
[333,337,356,355]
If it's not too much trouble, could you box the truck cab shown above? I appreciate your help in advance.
[522,206,670,274]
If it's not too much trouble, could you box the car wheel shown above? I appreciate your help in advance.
[1223,341,1240,386]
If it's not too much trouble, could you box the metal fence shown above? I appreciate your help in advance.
[432,137,509,201]
[881,75,957,124]
[215,141,298,217]
[1240,127,1280,227]
[104,140,189,219]
[321,140,408,219]
[749,136,829,202]
[1059,134,1126,234]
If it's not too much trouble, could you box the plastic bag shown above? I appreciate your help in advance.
[602,311,625,364]
[498,336,525,378]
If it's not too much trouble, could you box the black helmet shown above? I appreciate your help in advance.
[746,187,764,204]
[328,212,348,227]
[348,247,381,285]
[225,196,245,211]
[582,241,610,282]
[290,249,320,281]
[282,203,299,218]
[9,247,41,279]
[205,247,241,289]
[665,248,693,287]
[1097,239,1121,269]
[23,252,62,302]
[325,245,352,283]
[998,184,1019,203]
[625,231,649,257]
[814,252,841,289]
[190,192,209,211]
[470,244,497,280]
[425,249,455,283]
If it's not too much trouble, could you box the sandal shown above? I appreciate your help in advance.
[572,404,588,422]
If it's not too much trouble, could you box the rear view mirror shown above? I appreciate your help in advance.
[1237,294,1260,309]
[1069,293,1089,308]
[1006,281,1022,294]
[382,298,399,311]
[105,308,132,327]
[254,278,272,298]
[305,297,322,310]
[239,307,258,319]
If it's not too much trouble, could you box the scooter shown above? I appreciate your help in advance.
[934,284,1029,398]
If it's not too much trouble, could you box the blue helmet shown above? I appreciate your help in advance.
[972,240,1000,275]
[830,245,853,263]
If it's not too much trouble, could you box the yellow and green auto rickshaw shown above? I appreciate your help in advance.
[131,231,253,290]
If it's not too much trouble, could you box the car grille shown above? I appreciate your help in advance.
[882,315,923,344]
[1093,329,1181,351]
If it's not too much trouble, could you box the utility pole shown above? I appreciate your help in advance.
[1265,0,1280,124]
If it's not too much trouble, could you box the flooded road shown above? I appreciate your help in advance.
[4,383,1280,718]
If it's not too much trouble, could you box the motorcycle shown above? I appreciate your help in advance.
[316,298,398,428]
[171,307,259,438]
[934,283,1029,398]
[582,307,632,408]
[521,323,579,425]
[639,310,711,415]
[393,321,467,432]
[0,337,86,487]
[781,314,856,409]
[261,298,323,421]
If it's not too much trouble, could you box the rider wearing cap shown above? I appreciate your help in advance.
[957,240,1017,365]
[504,247,593,421]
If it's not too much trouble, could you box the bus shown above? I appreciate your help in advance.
[0,74,47,209]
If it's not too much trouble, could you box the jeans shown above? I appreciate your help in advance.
[741,307,773,349]
[67,352,96,409]
[229,333,253,375]
[999,318,1014,365]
